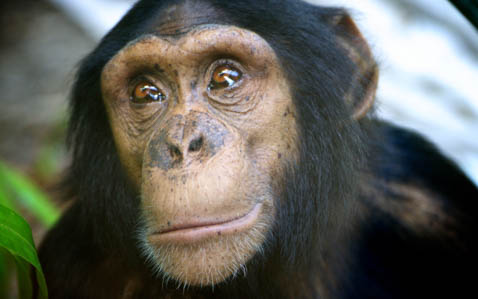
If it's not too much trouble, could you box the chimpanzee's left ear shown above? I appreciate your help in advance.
[330,12,379,120]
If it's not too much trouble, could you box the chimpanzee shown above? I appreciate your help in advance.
[38,0,478,298]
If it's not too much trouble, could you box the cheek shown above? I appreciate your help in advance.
[244,97,299,175]
[109,119,147,188]
[103,84,165,188]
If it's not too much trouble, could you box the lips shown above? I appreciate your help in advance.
[148,203,262,244]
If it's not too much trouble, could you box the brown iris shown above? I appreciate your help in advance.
[209,65,242,90]
[131,82,165,103]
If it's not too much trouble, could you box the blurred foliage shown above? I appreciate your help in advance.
[0,160,60,298]
[0,160,60,227]
[32,118,68,185]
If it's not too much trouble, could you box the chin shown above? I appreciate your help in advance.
[139,203,273,287]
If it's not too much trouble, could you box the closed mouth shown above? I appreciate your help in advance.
[148,203,262,244]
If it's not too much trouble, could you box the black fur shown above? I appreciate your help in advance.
[38,0,478,298]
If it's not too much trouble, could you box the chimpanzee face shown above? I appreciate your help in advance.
[101,8,299,285]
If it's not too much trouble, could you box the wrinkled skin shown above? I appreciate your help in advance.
[101,25,298,286]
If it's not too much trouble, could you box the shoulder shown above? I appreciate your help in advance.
[363,122,478,230]
[348,122,478,298]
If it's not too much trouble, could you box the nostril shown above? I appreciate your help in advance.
[188,136,204,153]
[169,145,182,160]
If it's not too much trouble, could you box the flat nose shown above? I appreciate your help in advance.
[147,113,229,170]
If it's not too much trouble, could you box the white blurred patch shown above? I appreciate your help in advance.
[49,0,133,40]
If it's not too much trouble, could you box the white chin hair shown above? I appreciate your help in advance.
[137,219,270,288]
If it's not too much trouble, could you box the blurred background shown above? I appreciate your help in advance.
[0,0,477,247]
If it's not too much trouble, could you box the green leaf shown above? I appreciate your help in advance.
[0,205,48,299]
[15,256,33,299]
[0,160,59,226]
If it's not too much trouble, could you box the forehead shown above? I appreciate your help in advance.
[150,0,227,36]
[107,24,275,70]
[102,1,278,76]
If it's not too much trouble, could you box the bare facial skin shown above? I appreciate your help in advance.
[101,25,298,286]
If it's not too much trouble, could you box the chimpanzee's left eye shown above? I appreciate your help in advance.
[209,65,242,90]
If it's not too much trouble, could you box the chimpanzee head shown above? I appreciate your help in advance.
[67,0,377,287]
